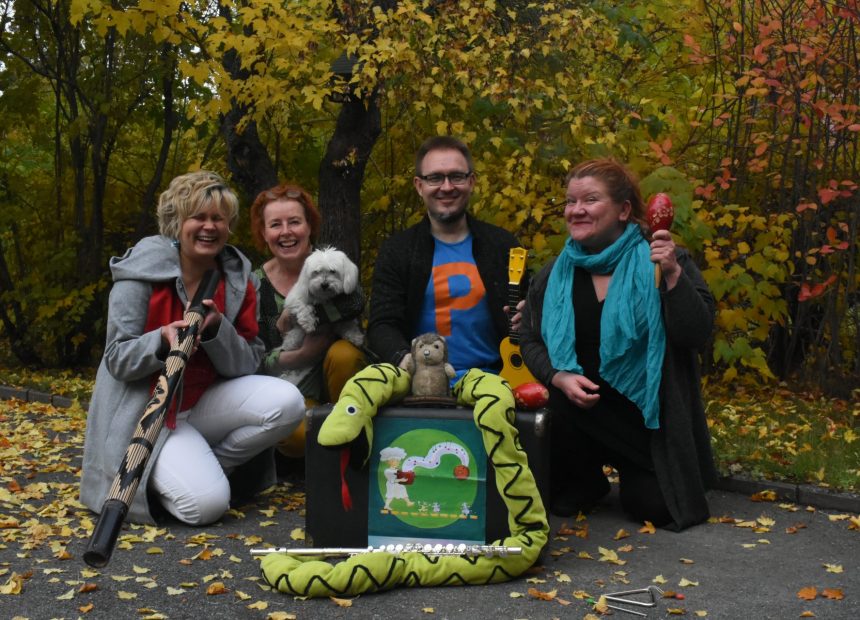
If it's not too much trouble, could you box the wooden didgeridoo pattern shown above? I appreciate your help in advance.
[83,269,220,567]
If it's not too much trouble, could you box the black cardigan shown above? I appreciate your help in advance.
[367,214,521,366]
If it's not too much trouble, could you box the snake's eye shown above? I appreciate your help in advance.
[345,404,359,416]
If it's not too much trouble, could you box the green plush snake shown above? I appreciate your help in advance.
[261,364,548,596]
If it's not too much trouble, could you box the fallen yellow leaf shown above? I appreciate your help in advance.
[117,591,137,600]
[797,586,817,601]
[614,529,630,540]
[598,547,626,565]
[593,595,609,613]
[79,602,94,613]
[247,601,268,610]
[679,578,699,587]
[330,596,353,607]
[823,563,843,573]
[750,490,777,502]
[822,588,844,600]
[0,573,24,595]
[527,587,557,601]
[639,521,656,534]
[290,527,305,541]
[421,608,435,613]
[206,582,228,595]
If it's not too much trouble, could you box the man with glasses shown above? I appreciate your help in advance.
[368,136,523,380]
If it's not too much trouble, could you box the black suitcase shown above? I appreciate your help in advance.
[304,404,550,548]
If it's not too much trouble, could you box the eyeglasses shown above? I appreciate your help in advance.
[416,171,473,186]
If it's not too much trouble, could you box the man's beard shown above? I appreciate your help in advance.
[429,204,467,224]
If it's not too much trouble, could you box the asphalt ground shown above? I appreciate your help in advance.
[1,394,859,619]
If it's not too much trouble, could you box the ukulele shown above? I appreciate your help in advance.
[499,247,539,389]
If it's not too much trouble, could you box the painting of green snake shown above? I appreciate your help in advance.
[260,364,549,597]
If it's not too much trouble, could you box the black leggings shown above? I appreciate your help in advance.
[551,415,672,527]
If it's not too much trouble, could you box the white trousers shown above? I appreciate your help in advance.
[149,374,303,525]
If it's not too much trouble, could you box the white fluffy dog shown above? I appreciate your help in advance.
[279,246,365,354]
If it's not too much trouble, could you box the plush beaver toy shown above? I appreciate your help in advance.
[407,332,455,397]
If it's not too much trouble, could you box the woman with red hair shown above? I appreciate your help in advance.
[249,184,365,455]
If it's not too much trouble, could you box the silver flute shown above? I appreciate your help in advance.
[251,543,522,558]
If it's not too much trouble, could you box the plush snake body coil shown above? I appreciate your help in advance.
[261,364,549,596]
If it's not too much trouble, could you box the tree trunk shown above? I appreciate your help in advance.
[0,232,42,365]
[221,108,279,201]
[317,92,382,266]
[136,45,179,238]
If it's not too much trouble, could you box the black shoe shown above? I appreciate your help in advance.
[550,489,599,517]
[550,477,611,517]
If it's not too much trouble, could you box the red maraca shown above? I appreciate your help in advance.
[646,193,675,287]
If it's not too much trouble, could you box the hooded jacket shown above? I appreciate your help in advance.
[80,235,266,523]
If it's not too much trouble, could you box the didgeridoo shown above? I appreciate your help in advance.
[83,269,220,567]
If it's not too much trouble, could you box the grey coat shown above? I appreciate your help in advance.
[79,236,266,524]
[520,249,719,530]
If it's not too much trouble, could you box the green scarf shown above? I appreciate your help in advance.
[541,223,665,429]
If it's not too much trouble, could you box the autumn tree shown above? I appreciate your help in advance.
[679,0,859,390]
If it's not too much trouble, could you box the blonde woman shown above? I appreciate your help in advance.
[81,171,304,526]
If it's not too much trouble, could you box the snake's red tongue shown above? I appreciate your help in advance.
[646,192,675,231]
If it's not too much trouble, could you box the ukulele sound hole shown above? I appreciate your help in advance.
[510,353,523,368]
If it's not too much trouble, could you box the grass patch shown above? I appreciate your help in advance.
[706,384,859,494]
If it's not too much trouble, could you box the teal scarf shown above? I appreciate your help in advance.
[541,223,666,429]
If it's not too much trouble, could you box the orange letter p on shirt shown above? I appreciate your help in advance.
[430,262,485,337]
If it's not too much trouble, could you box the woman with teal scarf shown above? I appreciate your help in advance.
[519,159,717,530]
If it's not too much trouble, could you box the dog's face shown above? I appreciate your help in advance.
[301,247,359,302]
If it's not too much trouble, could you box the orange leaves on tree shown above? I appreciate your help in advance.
[649,138,673,165]
[798,275,837,302]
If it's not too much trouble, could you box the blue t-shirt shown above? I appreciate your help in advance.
[417,235,500,382]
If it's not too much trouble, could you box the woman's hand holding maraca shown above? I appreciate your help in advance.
[646,193,676,288]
